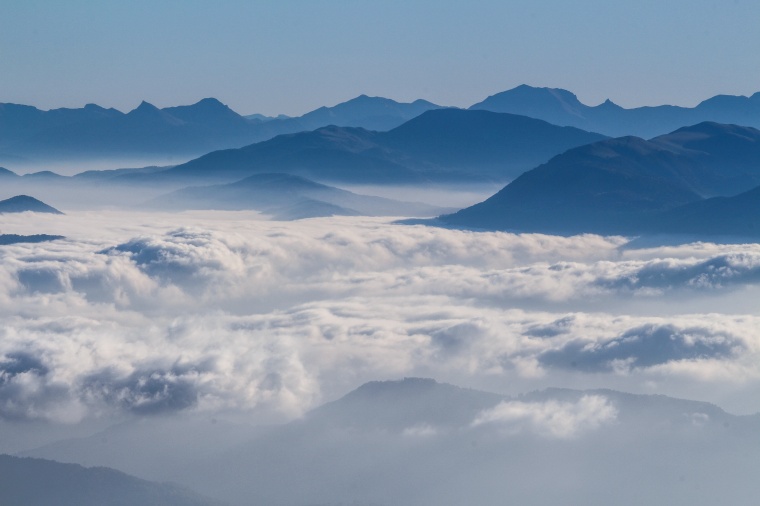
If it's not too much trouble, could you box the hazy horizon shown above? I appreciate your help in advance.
[3,1,760,116]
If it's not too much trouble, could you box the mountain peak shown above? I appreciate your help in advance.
[189,97,230,111]
[597,98,622,110]
[351,377,440,397]
[668,121,757,137]
[129,101,160,115]
[159,98,244,125]
[307,377,506,429]
[469,84,587,123]
[0,195,63,214]
[83,103,108,111]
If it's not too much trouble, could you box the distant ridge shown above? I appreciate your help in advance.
[0,95,443,166]
[5,85,760,169]
[471,84,760,138]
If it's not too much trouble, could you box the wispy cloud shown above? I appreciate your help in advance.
[471,395,618,438]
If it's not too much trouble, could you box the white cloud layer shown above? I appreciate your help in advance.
[2,211,760,423]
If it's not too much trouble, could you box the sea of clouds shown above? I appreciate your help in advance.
[2,210,760,430]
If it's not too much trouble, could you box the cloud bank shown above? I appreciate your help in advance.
[1,211,760,423]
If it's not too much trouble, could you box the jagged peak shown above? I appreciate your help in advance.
[129,101,160,114]
[595,98,623,110]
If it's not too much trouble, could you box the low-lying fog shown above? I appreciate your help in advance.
[2,209,760,504]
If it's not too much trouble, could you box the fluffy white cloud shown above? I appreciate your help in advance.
[1,210,760,423]
[471,395,618,438]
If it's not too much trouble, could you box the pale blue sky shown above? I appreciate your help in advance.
[1,0,758,116]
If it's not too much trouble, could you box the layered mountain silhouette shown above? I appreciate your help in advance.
[0,195,62,214]
[149,173,450,219]
[471,84,760,138]
[279,94,442,132]
[441,122,760,236]
[0,96,442,165]
[5,85,760,168]
[0,455,220,506]
[137,109,606,185]
[0,166,76,182]
[25,378,760,506]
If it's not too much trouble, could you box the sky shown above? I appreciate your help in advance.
[2,0,759,116]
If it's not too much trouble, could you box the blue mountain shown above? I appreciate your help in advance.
[441,122,760,236]
[471,84,760,138]
[146,109,607,185]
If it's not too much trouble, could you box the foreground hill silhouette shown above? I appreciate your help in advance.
[0,455,220,506]
[471,84,760,138]
[26,378,760,506]
[441,122,760,236]
[143,109,606,185]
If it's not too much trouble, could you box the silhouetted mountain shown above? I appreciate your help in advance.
[471,85,591,128]
[72,165,170,182]
[0,166,20,178]
[471,84,760,138]
[22,170,67,181]
[156,126,426,185]
[0,455,221,506]
[289,94,442,131]
[441,122,760,235]
[0,195,62,214]
[149,173,450,219]
[163,98,246,126]
[7,87,760,167]
[654,184,760,237]
[152,109,606,185]
[0,103,121,146]
[381,108,608,176]
[0,96,443,167]
[244,113,291,122]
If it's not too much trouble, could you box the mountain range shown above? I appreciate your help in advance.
[0,95,442,166]
[137,109,606,186]
[5,85,760,169]
[441,122,760,236]
[471,84,760,138]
